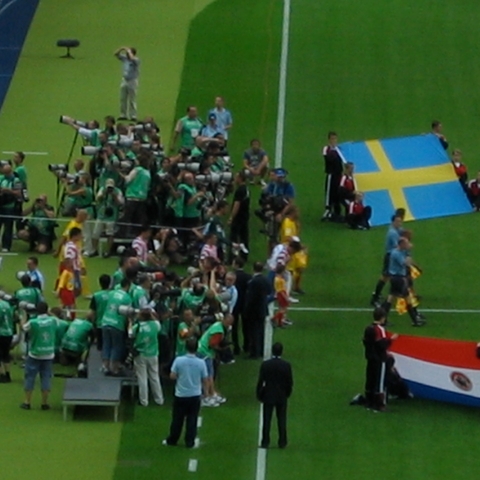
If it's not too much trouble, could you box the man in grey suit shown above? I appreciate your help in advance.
[256,342,293,449]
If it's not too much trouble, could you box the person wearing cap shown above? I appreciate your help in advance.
[92,179,124,258]
[243,139,270,186]
[200,113,225,139]
[208,96,233,141]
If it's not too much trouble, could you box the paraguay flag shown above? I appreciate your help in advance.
[338,134,472,226]
[390,335,480,407]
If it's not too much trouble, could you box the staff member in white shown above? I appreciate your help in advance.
[114,46,140,121]
[163,338,208,448]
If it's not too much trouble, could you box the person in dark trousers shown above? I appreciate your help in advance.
[228,170,250,261]
[321,131,344,222]
[363,307,398,412]
[163,339,208,448]
[231,256,252,354]
[244,261,271,359]
[256,342,293,448]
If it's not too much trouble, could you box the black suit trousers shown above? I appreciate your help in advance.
[262,401,288,447]
[250,316,265,358]
[166,395,201,448]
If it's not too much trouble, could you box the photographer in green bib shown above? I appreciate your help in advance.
[170,106,204,151]
[0,296,15,383]
[14,274,43,311]
[91,179,124,257]
[0,163,22,252]
[120,155,151,238]
[175,172,205,246]
[12,151,28,233]
[20,301,56,410]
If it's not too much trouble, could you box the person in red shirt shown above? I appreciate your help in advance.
[467,171,480,210]
[451,148,469,197]
[363,307,398,411]
[338,162,357,215]
[346,192,372,230]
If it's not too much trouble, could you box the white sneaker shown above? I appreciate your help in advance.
[288,296,299,303]
[212,394,227,404]
[201,397,220,407]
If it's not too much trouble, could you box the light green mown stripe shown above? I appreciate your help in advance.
[0,0,216,201]
[0,2,215,480]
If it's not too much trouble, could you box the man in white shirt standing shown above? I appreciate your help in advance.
[114,46,140,121]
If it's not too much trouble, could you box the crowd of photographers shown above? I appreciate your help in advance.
[0,98,309,412]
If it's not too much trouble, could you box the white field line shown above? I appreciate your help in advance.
[256,1,291,479]
[289,307,480,314]
[187,458,198,472]
[2,151,48,155]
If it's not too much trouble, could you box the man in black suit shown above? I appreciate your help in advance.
[256,342,293,449]
[232,256,252,355]
[244,261,271,359]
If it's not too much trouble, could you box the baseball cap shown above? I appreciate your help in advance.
[273,168,288,177]
[208,113,216,120]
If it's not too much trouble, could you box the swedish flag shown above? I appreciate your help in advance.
[339,134,472,226]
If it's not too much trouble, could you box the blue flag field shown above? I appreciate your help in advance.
[339,134,472,226]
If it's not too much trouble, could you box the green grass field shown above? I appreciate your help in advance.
[2,0,480,479]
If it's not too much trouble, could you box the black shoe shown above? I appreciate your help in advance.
[20,403,31,410]
[41,404,51,411]
[130,117,137,122]
[412,318,426,327]
[260,443,269,449]
[117,116,128,121]
[5,372,11,382]
[278,443,287,449]
[88,251,99,258]
[0,374,7,383]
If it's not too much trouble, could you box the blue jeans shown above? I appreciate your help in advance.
[102,326,126,362]
[24,356,53,391]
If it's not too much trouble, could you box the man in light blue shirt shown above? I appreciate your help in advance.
[164,339,208,448]
[114,46,140,121]
[370,215,403,306]
[26,256,45,291]
[208,96,233,140]
[201,114,225,139]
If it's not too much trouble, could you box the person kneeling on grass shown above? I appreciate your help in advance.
[346,192,371,230]
[60,318,94,375]
[20,301,56,410]
[131,309,164,407]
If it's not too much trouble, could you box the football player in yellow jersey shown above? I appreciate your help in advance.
[279,206,308,295]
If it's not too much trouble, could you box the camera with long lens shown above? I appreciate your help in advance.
[48,164,68,173]
[118,305,140,317]
[110,158,134,172]
[59,115,86,128]
[196,172,233,185]
[81,146,101,156]
[177,162,200,173]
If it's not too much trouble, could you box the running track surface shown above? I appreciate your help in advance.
[0,0,39,111]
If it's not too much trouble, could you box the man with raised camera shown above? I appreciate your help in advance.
[114,46,140,121]
[0,163,22,252]
[91,178,124,258]
[62,116,102,146]
[20,301,56,410]
[18,195,55,253]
